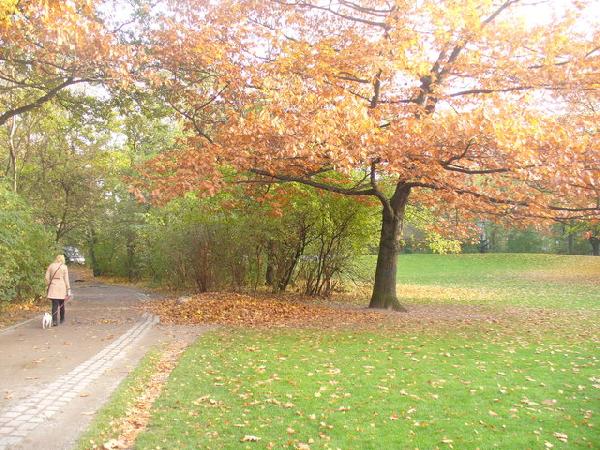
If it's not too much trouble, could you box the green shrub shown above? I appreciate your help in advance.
[0,184,55,302]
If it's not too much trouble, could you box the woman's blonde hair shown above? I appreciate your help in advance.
[55,254,65,264]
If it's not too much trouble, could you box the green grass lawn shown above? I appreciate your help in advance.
[127,254,598,449]
[136,330,598,449]
[357,253,600,310]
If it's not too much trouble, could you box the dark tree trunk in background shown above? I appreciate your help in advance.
[369,184,410,312]
[276,229,307,293]
[265,240,275,286]
[87,226,101,277]
[591,237,600,256]
[126,232,136,281]
[567,232,574,255]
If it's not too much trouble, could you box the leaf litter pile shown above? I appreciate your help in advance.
[146,292,598,339]
[149,292,392,329]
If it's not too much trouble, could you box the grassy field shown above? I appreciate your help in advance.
[358,253,600,310]
[103,254,599,449]
[136,330,598,449]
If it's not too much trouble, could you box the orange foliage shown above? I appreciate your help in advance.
[0,0,132,125]
[139,0,599,226]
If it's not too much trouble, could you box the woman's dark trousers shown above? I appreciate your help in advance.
[51,299,65,325]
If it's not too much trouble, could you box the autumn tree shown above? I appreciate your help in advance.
[0,0,132,129]
[140,0,600,310]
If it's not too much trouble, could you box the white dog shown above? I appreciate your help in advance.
[42,312,52,329]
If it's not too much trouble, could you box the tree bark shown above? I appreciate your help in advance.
[369,183,410,311]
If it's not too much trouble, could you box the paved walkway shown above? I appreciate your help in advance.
[0,314,157,449]
[0,275,203,450]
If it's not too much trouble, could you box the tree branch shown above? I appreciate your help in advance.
[443,165,511,174]
[0,77,86,127]
[370,69,382,108]
[369,159,393,216]
[448,85,532,97]
[249,168,376,196]
[275,0,390,30]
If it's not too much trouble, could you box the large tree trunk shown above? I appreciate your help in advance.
[369,184,410,311]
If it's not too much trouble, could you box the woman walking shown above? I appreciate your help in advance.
[45,255,71,326]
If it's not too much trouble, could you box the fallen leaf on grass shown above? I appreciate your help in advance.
[240,435,261,442]
[103,439,127,449]
[553,432,568,443]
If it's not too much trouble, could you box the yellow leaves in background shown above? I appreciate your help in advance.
[0,0,17,23]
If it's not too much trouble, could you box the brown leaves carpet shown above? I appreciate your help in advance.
[145,292,597,339]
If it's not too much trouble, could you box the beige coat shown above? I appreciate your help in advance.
[45,262,70,299]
